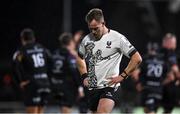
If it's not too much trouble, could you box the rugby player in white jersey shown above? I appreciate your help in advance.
[75,8,142,113]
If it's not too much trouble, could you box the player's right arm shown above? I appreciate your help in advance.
[73,37,89,86]
[76,56,89,87]
[163,53,180,85]
[71,50,88,87]
[162,71,175,85]
[13,50,30,89]
[76,56,87,75]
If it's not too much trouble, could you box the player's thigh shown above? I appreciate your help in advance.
[39,91,51,107]
[87,89,102,112]
[61,85,75,108]
[61,106,72,113]
[144,96,159,113]
[23,84,39,106]
[37,106,44,113]
[26,106,38,113]
[97,98,115,113]
[97,87,121,113]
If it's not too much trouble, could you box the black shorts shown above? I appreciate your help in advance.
[87,87,121,111]
[162,84,178,110]
[23,83,50,106]
[52,84,76,107]
[142,89,162,112]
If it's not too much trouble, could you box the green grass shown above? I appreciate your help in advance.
[133,107,180,114]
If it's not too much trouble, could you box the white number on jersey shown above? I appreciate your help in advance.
[52,60,63,73]
[32,53,45,68]
[147,64,163,78]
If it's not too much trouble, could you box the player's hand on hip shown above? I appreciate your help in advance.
[20,80,30,89]
[69,49,78,57]
[78,86,85,98]
[107,76,124,86]
[136,83,143,92]
[83,77,89,87]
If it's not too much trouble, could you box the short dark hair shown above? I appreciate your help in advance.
[85,8,104,23]
[20,28,35,42]
[164,33,176,39]
[58,33,73,46]
[163,33,176,43]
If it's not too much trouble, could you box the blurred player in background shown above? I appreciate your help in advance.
[161,33,180,113]
[12,28,51,113]
[74,30,84,48]
[50,33,84,113]
[75,8,142,113]
[120,70,140,113]
[73,30,89,113]
[135,42,168,114]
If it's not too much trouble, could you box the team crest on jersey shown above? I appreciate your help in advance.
[106,41,112,48]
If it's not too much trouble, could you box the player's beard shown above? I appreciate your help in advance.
[93,33,102,40]
[93,33,99,38]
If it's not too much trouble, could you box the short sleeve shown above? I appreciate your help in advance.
[78,38,86,59]
[118,34,137,58]
[13,50,23,62]
[168,54,177,66]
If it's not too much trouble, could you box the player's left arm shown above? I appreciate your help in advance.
[123,52,142,77]
[44,48,54,77]
[169,54,180,79]
[167,54,179,80]
[12,50,30,89]
[172,64,180,80]
[108,34,142,85]
[119,35,142,77]
[108,52,142,85]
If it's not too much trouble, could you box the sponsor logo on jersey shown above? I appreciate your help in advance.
[106,41,112,48]
[106,92,113,97]
[129,45,132,48]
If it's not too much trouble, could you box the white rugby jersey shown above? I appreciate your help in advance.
[78,29,137,89]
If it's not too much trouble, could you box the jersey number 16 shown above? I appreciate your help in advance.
[32,53,45,68]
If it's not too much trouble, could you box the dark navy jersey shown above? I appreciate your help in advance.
[13,43,51,88]
[160,48,177,67]
[51,48,80,87]
[160,48,178,86]
[140,54,168,91]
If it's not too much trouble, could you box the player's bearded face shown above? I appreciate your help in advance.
[88,20,104,39]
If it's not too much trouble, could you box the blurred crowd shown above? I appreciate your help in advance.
[0,28,179,113]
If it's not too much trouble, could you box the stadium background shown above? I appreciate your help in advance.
[0,0,180,113]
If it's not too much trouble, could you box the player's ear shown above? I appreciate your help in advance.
[102,21,105,25]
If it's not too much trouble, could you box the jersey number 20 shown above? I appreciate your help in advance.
[147,64,163,77]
